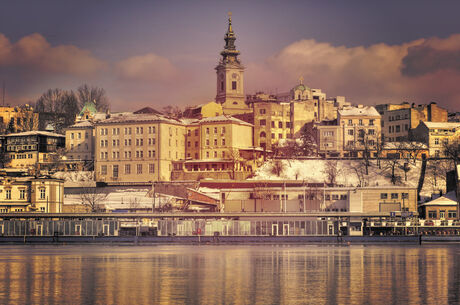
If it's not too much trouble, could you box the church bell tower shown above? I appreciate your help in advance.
[215,12,248,115]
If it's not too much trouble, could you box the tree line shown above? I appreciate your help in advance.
[34,84,109,133]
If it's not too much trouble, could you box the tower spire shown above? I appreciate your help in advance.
[220,12,240,63]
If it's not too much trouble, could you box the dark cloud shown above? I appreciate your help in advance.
[401,45,460,77]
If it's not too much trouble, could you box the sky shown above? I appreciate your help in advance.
[1,0,460,112]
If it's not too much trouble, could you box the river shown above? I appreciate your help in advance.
[0,244,458,304]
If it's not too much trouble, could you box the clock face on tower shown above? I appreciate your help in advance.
[232,73,239,80]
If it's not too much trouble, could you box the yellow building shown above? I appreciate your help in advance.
[0,175,64,213]
[183,101,223,119]
[252,101,291,151]
[411,121,460,157]
[65,121,95,162]
[94,112,186,183]
[318,105,381,158]
[173,115,261,180]
[0,105,38,134]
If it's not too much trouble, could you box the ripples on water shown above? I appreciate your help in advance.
[0,244,458,304]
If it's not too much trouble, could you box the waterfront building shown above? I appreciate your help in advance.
[215,13,250,115]
[65,121,95,164]
[411,121,460,157]
[0,175,64,213]
[3,131,65,170]
[419,191,458,220]
[317,105,381,158]
[376,102,447,142]
[199,180,417,215]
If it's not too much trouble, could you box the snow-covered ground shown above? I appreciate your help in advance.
[53,171,95,187]
[64,188,173,209]
[251,159,451,201]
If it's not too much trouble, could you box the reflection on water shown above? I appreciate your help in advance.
[0,244,458,304]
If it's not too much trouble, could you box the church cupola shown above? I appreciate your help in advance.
[220,12,240,63]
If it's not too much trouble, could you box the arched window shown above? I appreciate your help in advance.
[260,131,266,138]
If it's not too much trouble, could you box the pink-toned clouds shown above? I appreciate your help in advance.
[1,32,460,112]
[115,53,178,82]
[247,34,460,111]
[0,33,107,76]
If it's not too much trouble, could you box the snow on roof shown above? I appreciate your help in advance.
[96,112,182,125]
[198,115,253,126]
[68,121,94,128]
[339,106,380,117]
[422,121,460,129]
[419,191,458,206]
[6,130,64,137]
[383,142,427,150]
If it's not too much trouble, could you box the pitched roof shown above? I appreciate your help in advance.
[339,106,380,117]
[419,191,458,206]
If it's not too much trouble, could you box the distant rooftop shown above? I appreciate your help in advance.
[339,105,380,117]
[422,121,460,129]
[5,130,64,138]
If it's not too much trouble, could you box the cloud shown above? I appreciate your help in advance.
[115,53,178,82]
[0,33,106,76]
[251,34,460,111]
[401,34,460,76]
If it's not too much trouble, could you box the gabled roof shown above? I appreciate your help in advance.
[133,107,163,115]
[419,191,458,206]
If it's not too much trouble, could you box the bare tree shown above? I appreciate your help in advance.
[323,159,341,185]
[79,183,108,212]
[228,149,241,179]
[442,139,460,166]
[77,84,110,112]
[36,89,79,132]
[382,156,402,185]
[271,160,285,177]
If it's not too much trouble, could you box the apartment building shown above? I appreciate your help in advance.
[65,121,95,162]
[94,112,185,183]
[377,102,447,142]
[4,131,65,169]
[172,115,261,180]
[0,175,64,213]
[317,106,381,158]
[411,121,460,157]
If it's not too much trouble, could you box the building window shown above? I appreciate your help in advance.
[222,138,226,145]
[279,133,283,139]
[434,138,439,145]
[214,127,218,134]
[260,131,266,138]
[206,152,209,158]
[278,122,283,128]
[149,164,155,174]
[71,133,74,139]
[125,164,131,174]
[101,165,107,175]
[428,211,437,219]
[5,189,11,200]
[232,81,237,90]
[359,119,363,126]
[347,129,353,136]
[271,133,275,139]
[214,139,218,145]
[260,119,266,126]
[369,119,374,126]
[40,188,46,200]
[402,193,409,199]
[448,210,457,218]
[368,129,375,135]
[260,109,266,114]
[391,193,398,199]
[324,131,334,137]
[206,139,210,146]
[137,164,143,174]
[380,193,388,199]
[214,151,217,158]
[271,121,275,128]
[348,119,352,125]
[113,165,119,178]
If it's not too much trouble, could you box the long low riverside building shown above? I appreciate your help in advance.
[198,181,418,214]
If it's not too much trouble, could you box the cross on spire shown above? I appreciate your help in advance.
[299,76,304,85]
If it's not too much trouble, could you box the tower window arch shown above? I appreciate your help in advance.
[221,81,224,91]
[232,81,237,90]
[260,131,266,138]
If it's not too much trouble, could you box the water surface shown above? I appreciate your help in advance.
[0,244,458,304]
